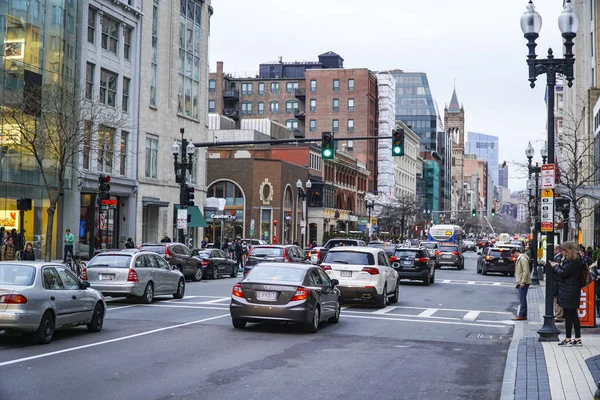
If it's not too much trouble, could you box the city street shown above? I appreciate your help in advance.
[0,252,518,400]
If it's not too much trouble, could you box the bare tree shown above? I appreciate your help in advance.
[377,195,419,240]
[1,81,127,261]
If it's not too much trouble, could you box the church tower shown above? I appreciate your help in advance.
[444,88,466,215]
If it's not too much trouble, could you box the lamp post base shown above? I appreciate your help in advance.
[537,315,561,342]
[531,267,540,285]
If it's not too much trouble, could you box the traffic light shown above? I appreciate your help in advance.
[471,209,477,217]
[98,175,110,200]
[321,132,335,159]
[392,129,405,156]
[491,208,496,216]
[183,185,195,207]
[16,198,32,211]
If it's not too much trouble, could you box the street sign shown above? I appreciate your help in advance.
[537,248,543,259]
[177,209,187,229]
[541,189,554,232]
[541,164,556,189]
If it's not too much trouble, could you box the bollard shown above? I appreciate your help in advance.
[594,381,600,400]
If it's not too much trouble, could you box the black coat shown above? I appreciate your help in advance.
[554,258,584,310]
[19,250,35,261]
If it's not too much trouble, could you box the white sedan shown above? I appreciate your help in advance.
[320,247,399,308]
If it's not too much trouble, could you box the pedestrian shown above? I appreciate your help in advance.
[1,236,17,261]
[63,228,75,263]
[10,229,20,252]
[580,245,593,267]
[311,240,318,249]
[552,245,564,323]
[124,237,135,249]
[234,238,244,271]
[201,237,207,249]
[2,231,9,245]
[551,241,585,346]
[160,233,171,243]
[587,246,594,260]
[19,242,35,261]
[512,247,531,321]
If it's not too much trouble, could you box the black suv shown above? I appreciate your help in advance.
[391,248,435,286]
[139,242,203,281]
[477,247,516,276]
[244,244,308,276]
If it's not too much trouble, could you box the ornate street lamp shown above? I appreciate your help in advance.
[297,179,311,248]
[172,128,197,244]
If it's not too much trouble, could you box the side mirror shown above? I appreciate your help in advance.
[392,262,400,269]
[331,279,339,287]
[80,281,90,288]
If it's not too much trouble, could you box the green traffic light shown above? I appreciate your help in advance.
[323,149,332,158]
[393,147,401,154]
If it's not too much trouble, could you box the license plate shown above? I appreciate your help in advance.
[341,271,352,278]
[100,274,115,281]
[498,259,504,264]
[402,261,413,266]
[442,254,452,258]
[256,291,277,301]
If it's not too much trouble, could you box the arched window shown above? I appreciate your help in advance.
[207,181,244,206]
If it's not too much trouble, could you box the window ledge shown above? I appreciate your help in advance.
[176,113,200,123]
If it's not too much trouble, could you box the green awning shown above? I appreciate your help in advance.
[175,205,208,228]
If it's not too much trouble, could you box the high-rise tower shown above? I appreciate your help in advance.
[444,88,466,215]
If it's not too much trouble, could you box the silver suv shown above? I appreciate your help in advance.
[435,244,465,270]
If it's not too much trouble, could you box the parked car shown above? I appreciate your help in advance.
[139,242,203,281]
[463,240,477,252]
[194,249,238,280]
[230,263,341,333]
[477,239,490,249]
[244,244,308,276]
[84,251,185,303]
[320,247,399,308]
[367,241,396,259]
[312,238,367,264]
[477,247,516,276]
[0,262,105,344]
[390,247,435,285]
[435,244,464,270]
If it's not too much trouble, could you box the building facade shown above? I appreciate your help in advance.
[465,132,499,188]
[498,164,509,188]
[136,0,212,246]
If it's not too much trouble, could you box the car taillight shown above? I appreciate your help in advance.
[362,267,380,275]
[81,268,88,281]
[485,256,492,261]
[165,246,172,258]
[389,256,397,262]
[291,287,309,301]
[127,269,139,282]
[201,259,209,267]
[453,252,459,256]
[0,294,27,304]
[511,257,516,262]
[320,264,332,271]
[435,251,440,256]
[232,283,245,298]
[418,257,429,263]
[282,248,289,262]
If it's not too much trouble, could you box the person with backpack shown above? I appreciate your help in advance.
[551,242,585,346]
[1,236,17,261]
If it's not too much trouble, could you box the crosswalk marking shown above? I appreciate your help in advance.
[493,282,502,286]
[372,306,397,314]
[463,311,480,321]
[417,308,438,318]
[467,281,476,284]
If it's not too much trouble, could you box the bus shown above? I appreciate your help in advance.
[427,224,465,245]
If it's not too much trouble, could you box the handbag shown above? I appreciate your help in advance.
[581,264,593,288]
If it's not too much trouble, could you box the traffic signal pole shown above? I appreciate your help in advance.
[192,135,393,148]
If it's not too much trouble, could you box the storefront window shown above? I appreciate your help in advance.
[261,209,271,243]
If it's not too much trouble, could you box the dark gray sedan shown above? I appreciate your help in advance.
[230,263,341,333]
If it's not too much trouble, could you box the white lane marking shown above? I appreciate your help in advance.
[395,345,411,348]
[467,281,476,285]
[417,309,438,318]
[195,298,230,304]
[344,309,462,321]
[0,314,230,368]
[166,301,229,307]
[341,305,351,310]
[137,304,229,311]
[463,311,480,321]
[372,306,397,315]
[342,314,507,328]
[395,305,512,315]
[493,282,502,286]
[106,304,139,311]
[442,280,451,283]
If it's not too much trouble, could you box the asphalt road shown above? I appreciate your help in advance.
[0,251,518,400]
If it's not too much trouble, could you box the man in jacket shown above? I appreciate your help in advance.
[63,228,75,263]
[1,236,17,261]
[234,239,244,271]
[512,247,531,321]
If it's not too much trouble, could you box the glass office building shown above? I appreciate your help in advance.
[390,71,451,212]
[465,132,499,187]
[0,1,79,258]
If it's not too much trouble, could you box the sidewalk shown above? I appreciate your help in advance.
[501,282,600,400]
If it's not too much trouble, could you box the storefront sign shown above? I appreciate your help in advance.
[0,210,19,230]
[579,282,596,328]
[348,215,358,222]
[101,199,118,207]
[210,213,236,220]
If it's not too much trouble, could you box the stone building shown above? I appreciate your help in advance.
[444,88,466,218]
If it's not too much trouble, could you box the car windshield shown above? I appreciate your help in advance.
[394,250,421,258]
[324,251,375,265]
[247,265,305,282]
[0,265,36,286]
[250,247,284,257]
[420,242,437,249]
[87,255,132,268]
[139,245,166,254]
[439,246,458,252]
[328,240,359,247]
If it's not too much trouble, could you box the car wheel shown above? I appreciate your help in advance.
[423,271,430,286]
[390,282,399,303]
[232,318,246,329]
[140,282,154,304]
[329,299,341,323]
[429,269,435,284]
[212,267,219,280]
[87,302,105,333]
[477,266,481,274]
[482,266,488,276]
[34,311,55,344]
[192,267,203,282]
[173,278,185,299]
[305,306,320,333]
[376,285,388,308]
[230,266,238,278]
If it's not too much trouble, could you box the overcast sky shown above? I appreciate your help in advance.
[209,0,566,192]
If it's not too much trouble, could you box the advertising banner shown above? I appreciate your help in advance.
[578,281,596,328]
[0,210,19,230]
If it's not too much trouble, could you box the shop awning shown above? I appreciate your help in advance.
[142,197,170,207]
[175,205,208,228]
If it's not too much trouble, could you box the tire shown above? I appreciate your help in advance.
[230,266,238,278]
[87,303,104,333]
[173,278,185,299]
[232,318,246,329]
[376,285,388,308]
[429,269,435,284]
[140,282,154,304]
[477,266,481,274]
[482,266,488,276]
[305,306,320,333]
[212,267,219,280]
[390,282,399,303]
[192,267,203,282]
[34,311,55,344]
[423,272,430,286]
[329,299,341,323]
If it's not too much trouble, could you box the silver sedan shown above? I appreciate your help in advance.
[0,261,106,344]
[84,251,185,303]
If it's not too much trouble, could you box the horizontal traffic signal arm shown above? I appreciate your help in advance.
[192,136,393,148]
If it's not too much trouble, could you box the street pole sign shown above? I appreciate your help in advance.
[540,189,554,232]
[177,209,187,229]
[541,164,556,189]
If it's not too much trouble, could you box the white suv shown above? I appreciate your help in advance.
[320,247,399,308]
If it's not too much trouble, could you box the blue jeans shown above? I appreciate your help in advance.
[518,284,530,317]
